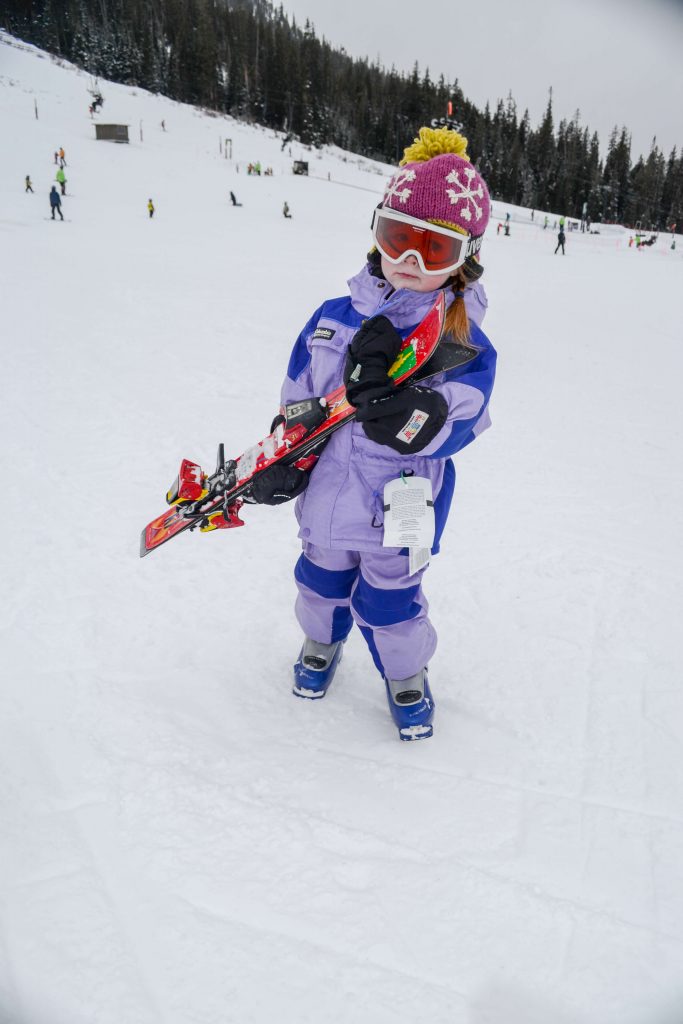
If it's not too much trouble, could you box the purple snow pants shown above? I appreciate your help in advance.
[294,541,437,681]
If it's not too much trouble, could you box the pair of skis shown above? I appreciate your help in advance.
[140,293,477,557]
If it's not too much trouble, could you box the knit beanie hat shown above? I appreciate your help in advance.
[382,127,491,249]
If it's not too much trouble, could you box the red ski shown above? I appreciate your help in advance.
[140,293,475,557]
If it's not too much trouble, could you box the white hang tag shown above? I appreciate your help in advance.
[408,545,431,576]
[382,475,435,570]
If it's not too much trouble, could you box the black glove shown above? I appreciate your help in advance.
[344,316,404,405]
[354,385,448,454]
[249,463,309,505]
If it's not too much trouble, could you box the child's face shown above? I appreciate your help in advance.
[380,255,450,292]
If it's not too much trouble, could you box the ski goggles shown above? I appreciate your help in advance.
[371,206,481,275]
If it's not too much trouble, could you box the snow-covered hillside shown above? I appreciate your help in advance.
[1,31,683,1024]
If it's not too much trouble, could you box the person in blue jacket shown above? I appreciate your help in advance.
[49,185,63,220]
[249,127,497,741]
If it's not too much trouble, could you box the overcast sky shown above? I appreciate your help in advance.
[282,0,682,162]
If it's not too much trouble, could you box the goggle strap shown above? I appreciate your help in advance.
[466,235,483,258]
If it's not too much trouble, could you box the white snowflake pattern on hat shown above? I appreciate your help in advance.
[384,168,416,207]
[445,166,485,223]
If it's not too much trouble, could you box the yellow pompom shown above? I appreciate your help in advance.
[400,126,470,166]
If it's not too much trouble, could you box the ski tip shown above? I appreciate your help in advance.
[139,530,150,558]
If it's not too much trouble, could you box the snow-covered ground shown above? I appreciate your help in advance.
[1,31,683,1024]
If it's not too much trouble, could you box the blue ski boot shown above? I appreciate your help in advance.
[293,638,344,700]
[385,669,434,741]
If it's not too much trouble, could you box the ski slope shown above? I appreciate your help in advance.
[1,31,683,1024]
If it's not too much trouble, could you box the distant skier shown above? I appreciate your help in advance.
[59,147,66,168]
[53,151,59,165]
[25,175,34,193]
[148,198,155,219]
[56,167,67,196]
[543,215,549,229]
[49,185,64,221]
[282,201,292,219]
[554,228,566,255]
[230,191,241,207]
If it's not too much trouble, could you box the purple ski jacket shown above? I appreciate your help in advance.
[281,263,497,553]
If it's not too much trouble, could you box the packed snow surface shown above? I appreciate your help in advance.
[1,31,683,1024]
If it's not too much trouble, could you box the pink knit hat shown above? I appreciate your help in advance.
[382,128,491,242]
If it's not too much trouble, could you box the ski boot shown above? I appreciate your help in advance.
[293,638,344,699]
[385,669,434,741]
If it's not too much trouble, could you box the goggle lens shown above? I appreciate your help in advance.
[373,211,468,274]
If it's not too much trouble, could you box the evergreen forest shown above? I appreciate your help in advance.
[3,0,681,229]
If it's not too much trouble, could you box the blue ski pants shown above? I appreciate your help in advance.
[294,541,436,681]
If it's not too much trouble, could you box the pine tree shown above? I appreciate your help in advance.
[602,126,631,222]
[532,93,557,209]
[661,148,682,232]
